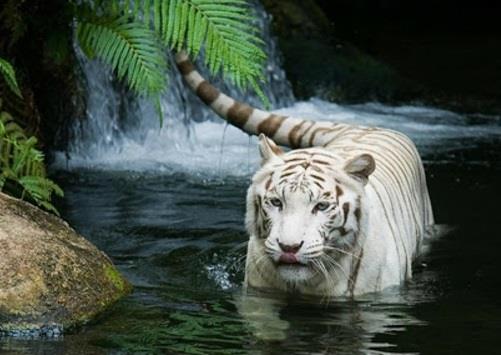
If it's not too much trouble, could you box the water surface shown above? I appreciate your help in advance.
[3,102,501,354]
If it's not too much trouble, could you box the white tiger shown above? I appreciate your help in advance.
[176,52,434,296]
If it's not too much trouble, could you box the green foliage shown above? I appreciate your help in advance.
[0,56,22,97]
[149,0,266,89]
[0,100,63,215]
[0,1,268,213]
[75,0,269,108]
[0,50,63,214]
[77,17,168,96]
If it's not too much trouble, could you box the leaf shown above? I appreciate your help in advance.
[76,17,168,96]
[19,176,64,216]
[74,0,270,120]
[129,0,269,104]
[0,57,22,97]
[0,105,63,215]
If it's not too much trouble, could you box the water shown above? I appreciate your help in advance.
[61,0,293,171]
[54,99,501,174]
[4,1,501,353]
[3,142,501,354]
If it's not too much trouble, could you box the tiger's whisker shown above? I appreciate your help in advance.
[323,245,362,260]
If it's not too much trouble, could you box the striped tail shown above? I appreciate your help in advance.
[175,51,346,149]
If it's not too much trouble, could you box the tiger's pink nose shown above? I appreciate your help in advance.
[278,240,304,254]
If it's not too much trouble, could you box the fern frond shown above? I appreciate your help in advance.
[173,1,265,74]
[0,104,63,214]
[75,0,269,112]
[0,57,22,98]
[76,17,168,96]
[0,116,45,179]
[19,176,64,215]
[129,0,268,105]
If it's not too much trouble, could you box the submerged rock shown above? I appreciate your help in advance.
[0,192,132,336]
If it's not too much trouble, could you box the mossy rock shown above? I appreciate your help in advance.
[0,192,132,336]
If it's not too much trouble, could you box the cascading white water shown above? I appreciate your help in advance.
[54,1,501,175]
[54,0,294,174]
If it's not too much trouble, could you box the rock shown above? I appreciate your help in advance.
[261,0,420,103]
[261,0,332,39]
[278,37,414,102]
[0,192,132,336]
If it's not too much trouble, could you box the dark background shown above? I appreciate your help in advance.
[322,0,501,97]
[264,0,501,113]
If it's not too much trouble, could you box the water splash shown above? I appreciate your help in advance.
[205,263,234,291]
[55,95,501,174]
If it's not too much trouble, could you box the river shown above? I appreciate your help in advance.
[1,0,501,353]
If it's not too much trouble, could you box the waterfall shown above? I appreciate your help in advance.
[54,1,501,174]
[54,0,293,174]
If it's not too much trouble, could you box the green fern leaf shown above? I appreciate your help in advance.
[133,0,141,18]
[154,0,162,33]
[144,0,151,26]
[0,57,22,98]
[153,95,164,127]
[76,17,168,96]
[75,0,269,113]
[0,104,63,214]
[152,0,267,102]
[19,176,64,215]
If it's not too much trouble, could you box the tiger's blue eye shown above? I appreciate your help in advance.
[270,198,283,209]
[314,202,330,212]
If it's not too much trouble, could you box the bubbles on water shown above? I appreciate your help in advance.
[276,99,501,144]
[205,250,246,291]
[205,263,234,291]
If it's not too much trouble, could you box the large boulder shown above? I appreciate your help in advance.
[0,192,131,336]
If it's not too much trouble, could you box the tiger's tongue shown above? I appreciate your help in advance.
[279,253,299,264]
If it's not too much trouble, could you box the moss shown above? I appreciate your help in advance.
[104,264,129,294]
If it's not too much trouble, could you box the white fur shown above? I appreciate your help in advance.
[212,94,234,117]
[184,71,204,91]
[244,133,433,297]
[243,109,271,135]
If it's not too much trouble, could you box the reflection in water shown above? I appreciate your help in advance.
[235,281,430,353]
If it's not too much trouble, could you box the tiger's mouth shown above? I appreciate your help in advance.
[278,252,300,264]
[276,252,312,268]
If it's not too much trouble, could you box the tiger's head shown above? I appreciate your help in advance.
[245,134,376,287]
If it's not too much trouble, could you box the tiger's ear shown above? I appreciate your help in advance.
[344,154,375,185]
[258,134,283,166]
